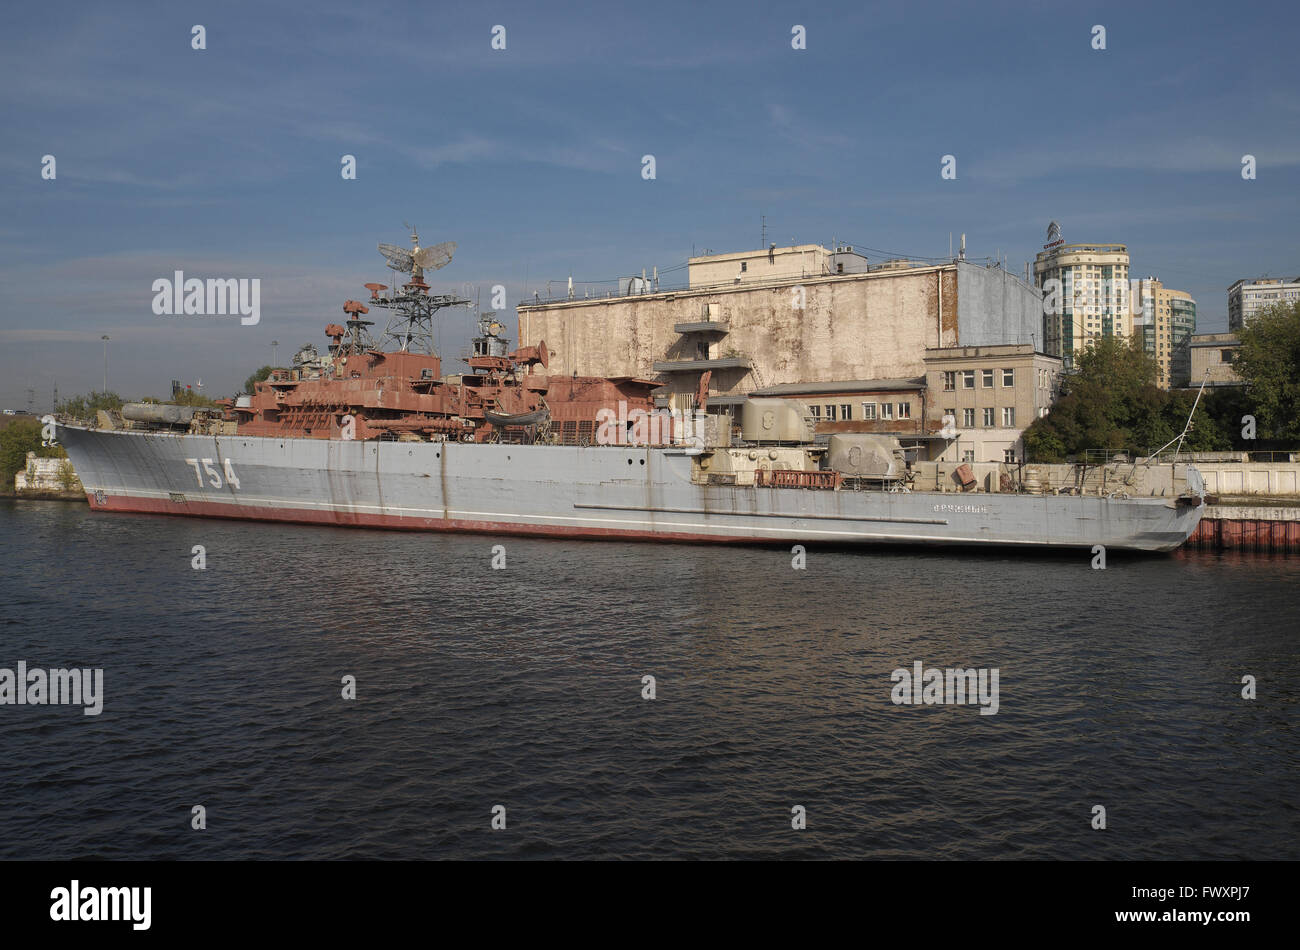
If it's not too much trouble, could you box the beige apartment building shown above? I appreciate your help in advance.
[1034,241,1132,369]
[923,344,1063,464]
[1134,278,1197,389]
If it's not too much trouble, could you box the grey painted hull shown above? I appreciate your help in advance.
[57,425,1204,552]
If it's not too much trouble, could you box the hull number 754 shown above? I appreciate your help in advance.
[184,457,241,490]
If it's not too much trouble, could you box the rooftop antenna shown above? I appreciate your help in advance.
[761,214,766,250]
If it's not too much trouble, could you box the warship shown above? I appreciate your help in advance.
[55,230,1207,552]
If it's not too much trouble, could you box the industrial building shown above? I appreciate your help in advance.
[516,243,1044,409]
[514,241,1054,462]
[923,344,1063,464]
[1188,333,1244,387]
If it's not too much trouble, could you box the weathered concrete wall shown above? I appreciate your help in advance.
[14,453,81,492]
[1197,463,1300,496]
[956,262,1044,348]
[1189,334,1243,386]
[518,265,964,396]
[1204,505,1300,521]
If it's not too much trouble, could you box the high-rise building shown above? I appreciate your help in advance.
[1033,236,1132,370]
[1166,289,1196,387]
[1134,278,1197,389]
[1227,277,1300,330]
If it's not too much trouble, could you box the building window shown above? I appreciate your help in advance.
[982,369,994,388]
[1002,368,1014,386]
[861,402,877,420]
[808,405,821,420]
[983,408,995,427]
[825,404,837,421]
[898,403,911,419]
[962,370,975,389]
[840,404,852,420]
[1004,448,1017,463]
[942,371,956,391]
[740,261,747,272]
[1221,350,1234,363]
[1002,407,1015,427]
[962,450,975,463]
[962,408,975,427]
[881,403,893,420]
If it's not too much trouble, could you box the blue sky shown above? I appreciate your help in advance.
[2,0,1297,408]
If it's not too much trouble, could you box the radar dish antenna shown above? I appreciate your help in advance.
[378,225,457,283]
[378,243,414,273]
[369,228,469,355]
[414,241,456,273]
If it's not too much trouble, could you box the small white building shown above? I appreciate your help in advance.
[13,452,82,492]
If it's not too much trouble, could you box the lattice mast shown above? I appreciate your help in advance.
[370,225,469,355]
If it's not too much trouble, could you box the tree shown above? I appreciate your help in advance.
[1020,335,1228,461]
[56,391,124,421]
[0,417,65,491]
[170,389,220,407]
[57,459,80,492]
[1233,299,1300,442]
[243,366,278,394]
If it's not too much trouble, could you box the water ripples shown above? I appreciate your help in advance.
[1,499,1297,859]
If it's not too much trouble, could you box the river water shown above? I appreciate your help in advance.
[1,499,1295,859]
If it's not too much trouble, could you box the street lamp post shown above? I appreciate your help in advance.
[101,335,110,393]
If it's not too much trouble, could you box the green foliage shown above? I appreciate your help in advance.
[1200,387,1258,449]
[56,391,124,421]
[243,366,278,395]
[1021,336,1230,461]
[0,417,65,490]
[57,459,80,492]
[1233,300,1300,442]
[170,389,220,407]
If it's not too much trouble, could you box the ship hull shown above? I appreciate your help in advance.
[57,426,1203,552]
